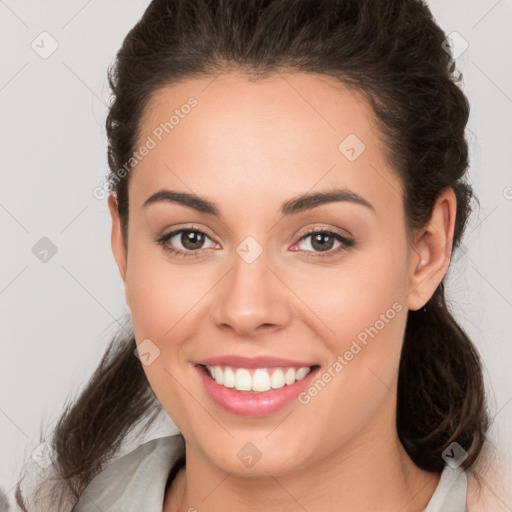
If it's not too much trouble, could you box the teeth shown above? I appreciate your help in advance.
[270,369,285,389]
[253,368,271,392]
[205,365,312,392]
[284,368,296,385]
[235,369,252,391]
[214,366,224,385]
[296,367,310,380]
[224,367,235,388]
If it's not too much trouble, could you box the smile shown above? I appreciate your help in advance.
[195,361,320,417]
[203,365,312,392]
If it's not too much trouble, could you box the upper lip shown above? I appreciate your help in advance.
[196,355,317,369]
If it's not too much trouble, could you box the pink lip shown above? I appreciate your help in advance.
[195,364,320,417]
[196,355,316,368]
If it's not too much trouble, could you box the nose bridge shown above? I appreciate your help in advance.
[212,240,290,335]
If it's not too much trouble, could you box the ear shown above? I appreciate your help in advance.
[407,187,457,311]
[108,193,128,284]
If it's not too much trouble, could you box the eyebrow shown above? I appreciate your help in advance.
[142,188,375,216]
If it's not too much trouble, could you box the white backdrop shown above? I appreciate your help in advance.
[1,0,511,508]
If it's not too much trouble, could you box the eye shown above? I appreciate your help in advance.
[292,228,354,258]
[156,226,217,258]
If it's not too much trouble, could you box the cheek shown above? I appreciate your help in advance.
[124,242,210,431]
[290,245,409,352]
[124,239,208,341]
[286,247,409,444]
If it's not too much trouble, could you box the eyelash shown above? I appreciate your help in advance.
[156,225,355,260]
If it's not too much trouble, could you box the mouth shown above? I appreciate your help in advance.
[198,364,319,393]
[195,362,321,416]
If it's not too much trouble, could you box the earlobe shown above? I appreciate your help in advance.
[407,187,457,311]
[108,193,128,284]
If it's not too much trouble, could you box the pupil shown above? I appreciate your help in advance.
[182,230,204,249]
[312,233,333,252]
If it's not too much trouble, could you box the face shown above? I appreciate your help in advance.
[109,72,439,476]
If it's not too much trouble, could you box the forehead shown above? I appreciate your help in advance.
[129,72,403,216]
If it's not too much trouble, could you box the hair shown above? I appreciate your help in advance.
[16,0,491,509]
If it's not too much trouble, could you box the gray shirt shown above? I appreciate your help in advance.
[72,435,468,512]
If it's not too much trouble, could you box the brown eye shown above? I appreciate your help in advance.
[157,228,217,257]
[309,232,336,252]
[294,229,354,258]
[179,230,206,250]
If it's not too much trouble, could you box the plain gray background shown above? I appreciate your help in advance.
[1,0,511,507]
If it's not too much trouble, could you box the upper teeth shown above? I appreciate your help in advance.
[205,365,311,392]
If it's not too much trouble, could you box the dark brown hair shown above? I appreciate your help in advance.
[16,0,491,508]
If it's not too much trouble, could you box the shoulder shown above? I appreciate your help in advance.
[73,435,185,512]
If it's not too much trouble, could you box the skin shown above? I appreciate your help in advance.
[108,72,458,511]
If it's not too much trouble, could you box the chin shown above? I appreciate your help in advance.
[197,434,314,478]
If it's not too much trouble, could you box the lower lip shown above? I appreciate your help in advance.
[196,365,319,417]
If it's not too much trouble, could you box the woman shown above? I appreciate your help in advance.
[15,0,496,510]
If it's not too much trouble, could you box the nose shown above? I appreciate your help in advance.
[212,247,292,337]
